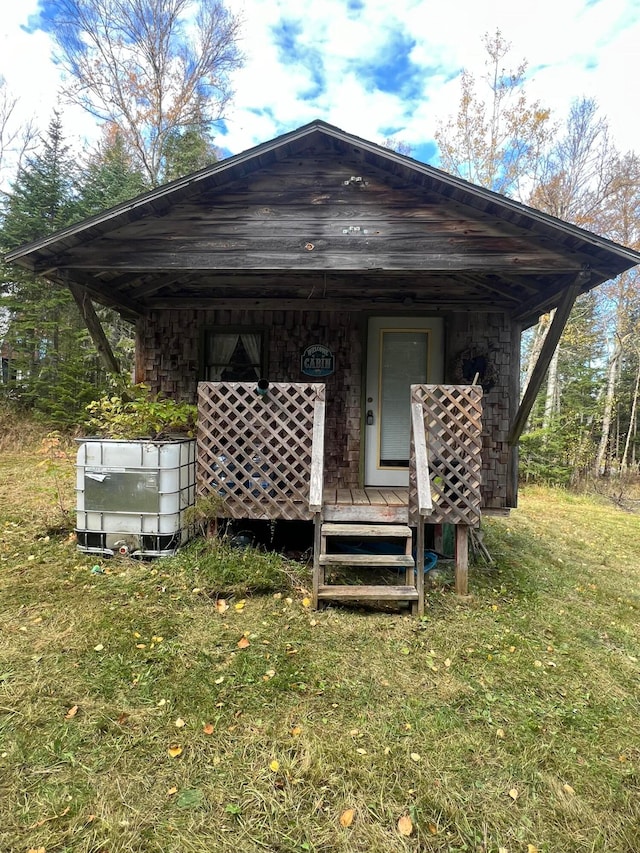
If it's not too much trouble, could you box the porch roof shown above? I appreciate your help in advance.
[6,120,640,327]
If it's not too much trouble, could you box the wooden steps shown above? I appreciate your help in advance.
[317,585,418,601]
[312,518,422,615]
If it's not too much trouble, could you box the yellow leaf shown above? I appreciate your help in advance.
[410,752,421,762]
[203,723,214,735]
[234,599,246,611]
[427,822,438,835]
[499,848,509,853]
[302,597,311,608]
[215,599,229,614]
[237,636,250,650]
[339,808,355,827]
[496,728,505,739]
[214,676,224,684]
[291,725,302,736]
[168,744,183,758]
[527,846,539,853]
[174,717,186,728]
[27,848,46,853]
[269,759,280,772]
[398,814,413,836]
[508,788,519,800]
[444,658,451,668]
[136,643,146,649]
[562,783,575,796]
[356,747,367,755]
[93,644,104,652]
[167,786,178,796]
[64,704,79,720]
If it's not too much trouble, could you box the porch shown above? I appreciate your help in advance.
[196,381,483,614]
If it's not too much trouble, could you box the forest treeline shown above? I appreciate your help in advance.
[0,16,638,485]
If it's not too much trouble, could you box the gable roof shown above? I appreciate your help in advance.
[6,119,640,326]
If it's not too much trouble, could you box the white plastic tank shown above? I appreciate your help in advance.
[76,438,196,557]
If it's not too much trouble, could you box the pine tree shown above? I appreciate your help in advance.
[0,112,103,424]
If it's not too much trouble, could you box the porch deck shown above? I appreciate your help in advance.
[322,487,409,523]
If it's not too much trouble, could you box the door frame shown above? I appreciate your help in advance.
[363,316,444,487]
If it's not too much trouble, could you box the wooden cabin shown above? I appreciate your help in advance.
[7,120,640,612]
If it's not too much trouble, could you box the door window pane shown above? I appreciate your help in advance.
[379,331,429,466]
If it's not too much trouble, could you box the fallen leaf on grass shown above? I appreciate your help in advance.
[216,599,229,614]
[398,814,413,836]
[410,752,421,762]
[27,848,46,853]
[168,744,183,758]
[167,786,178,796]
[508,788,519,800]
[527,846,539,853]
[269,759,280,772]
[234,599,246,611]
[174,717,186,728]
[496,728,505,739]
[339,808,355,827]
[93,644,104,652]
[291,725,302,736]
[427,822,438,835]
[302,597,311,608]
[117,712,129,725]
[64,705,79,720]
[562,783,575,796]
[237,636,250,650]
[202,723,214,735]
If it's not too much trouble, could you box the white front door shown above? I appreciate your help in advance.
[364,317,444,486]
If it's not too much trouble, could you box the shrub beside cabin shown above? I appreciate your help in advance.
[7,121,640,610]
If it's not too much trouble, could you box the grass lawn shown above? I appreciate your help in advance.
[1,435,639,852]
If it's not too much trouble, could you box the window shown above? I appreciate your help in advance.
[203,329,266,381]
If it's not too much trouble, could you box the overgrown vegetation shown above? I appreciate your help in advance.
[85,382,197,439]
[1,438,639,852]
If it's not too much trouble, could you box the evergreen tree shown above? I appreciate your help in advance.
[0,113,105,425]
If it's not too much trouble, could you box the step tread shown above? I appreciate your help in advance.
[321,523,412,538]
[319,554,414,567]
[317,584,419,600]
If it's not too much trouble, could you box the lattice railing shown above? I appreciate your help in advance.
[197,382,325,521]
[409,385,483,526]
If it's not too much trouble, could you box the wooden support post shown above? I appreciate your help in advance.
[508,273,587,446]
[415,520,425,617]
[455,525,469,596]
[312,512,322,610]
[68,282,121,376]
[134,317,146,384]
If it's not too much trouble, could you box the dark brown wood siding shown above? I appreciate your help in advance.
[446,311,518,509]
[139,307,517,506]
[139,308,362,489]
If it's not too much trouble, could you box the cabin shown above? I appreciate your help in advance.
[7,120,640,613]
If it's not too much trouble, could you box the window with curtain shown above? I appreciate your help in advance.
[203,329,265,380]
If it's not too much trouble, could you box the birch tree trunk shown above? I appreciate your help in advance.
[621,351,640,471]
[542,339,560,430]
[594,336,622,476]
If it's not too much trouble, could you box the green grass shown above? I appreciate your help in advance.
[1,442,640,852]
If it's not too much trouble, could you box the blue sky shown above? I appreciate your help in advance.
[0,0,638,174]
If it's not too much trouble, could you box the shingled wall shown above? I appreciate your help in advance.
[138,308,518,506]
[138,308,362,489]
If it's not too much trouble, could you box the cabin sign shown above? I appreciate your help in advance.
[301,344,334,377]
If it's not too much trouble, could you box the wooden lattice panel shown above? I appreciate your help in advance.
[197,382,325,521]
[409,385,483,526]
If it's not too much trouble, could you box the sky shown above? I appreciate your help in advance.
[0,0,638,176]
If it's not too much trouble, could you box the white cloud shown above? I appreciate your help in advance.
[1,0,638,173]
